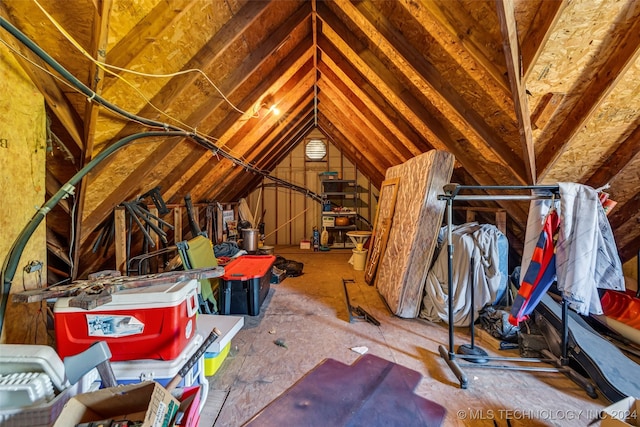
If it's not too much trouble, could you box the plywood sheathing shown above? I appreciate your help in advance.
[527,0,640,178]
[546,57,640,183]
[0,45,48,343]
[375,150,455,318]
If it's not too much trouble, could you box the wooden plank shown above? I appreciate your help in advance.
[72,0,112,279]
[364,178,399,285]
[0,3,84,152]
[335,0,528,185]
[114,206,126,273]
[375,150,455,318]
[496,0,536,185]
[12,266,225,308]
[397,0,510,95]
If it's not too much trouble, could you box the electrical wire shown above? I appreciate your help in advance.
[33,0,257,119]
[0,14,327,332]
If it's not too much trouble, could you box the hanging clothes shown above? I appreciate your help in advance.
[517,183,624,319]
[509,209,559,325]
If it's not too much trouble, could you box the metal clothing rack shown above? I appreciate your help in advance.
[436,184,596,397]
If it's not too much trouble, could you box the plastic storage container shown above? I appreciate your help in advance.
[0,344,99,427]
[98,334,204,389]
[54,279,199,361]
[219,255,275,316]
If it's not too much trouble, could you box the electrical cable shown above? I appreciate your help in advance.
[0,16,326,333]
[32,0,257,119]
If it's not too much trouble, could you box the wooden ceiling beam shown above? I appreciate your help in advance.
[431,0,508,88]
[520,0,568,80]
[396,0,511,103]
[317,81,399,169]
[318,60,414,162]
[214,108,315,202]
[319,5,528,216]
[537,1,640,180]
[586,122,640,189]
[80,5,311,241]
[319,93,395,174]
[331,0,528,185]
[72,0,112,279]
[318,114,385,187]
[208,95,314,200]
[165,43,315,203]
[192,70,316,201]
[496,0,536,184]
[101,0,205,91]
[609,191,640,262]
[317,37,430,155]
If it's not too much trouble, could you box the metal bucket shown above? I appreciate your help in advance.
[242,228,260,252]
[258,245,275,255]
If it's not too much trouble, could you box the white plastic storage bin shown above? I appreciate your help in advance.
[0,344,99,427]
[96,333,205,389]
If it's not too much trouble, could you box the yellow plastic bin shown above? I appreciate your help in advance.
[204,341,231,377]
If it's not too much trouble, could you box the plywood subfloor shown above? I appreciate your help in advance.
[201,247,610,427]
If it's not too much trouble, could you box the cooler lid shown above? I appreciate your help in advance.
[54,279,198,312]
[197,314,244,353]
[221,255,276,281]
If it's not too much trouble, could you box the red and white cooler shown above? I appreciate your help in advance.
[54,279,199,362]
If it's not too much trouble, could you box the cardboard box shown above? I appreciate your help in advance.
[601,396,640,426]
[53,381,179,427]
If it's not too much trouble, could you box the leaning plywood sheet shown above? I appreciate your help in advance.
[375,150,454,318]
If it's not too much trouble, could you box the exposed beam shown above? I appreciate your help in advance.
[101,0,198,91]
[318,40,430,155]
[396,0,511,104]
[192,66,316,201]
[521,0,568,80]
[166,42,315,203]
[537,1,640,180]
[318,114,385,186]
[496,0,536,184]
[319,59,415,162]
[586,123,640,188]
[80,2,307,242]
[72,0,112,279]
[334,0,528,184]
[318,81,398,169]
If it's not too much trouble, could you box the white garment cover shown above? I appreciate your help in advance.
[520,183,624,316]
[420,223,506,326]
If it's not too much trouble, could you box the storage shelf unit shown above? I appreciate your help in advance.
[320,179,358,248]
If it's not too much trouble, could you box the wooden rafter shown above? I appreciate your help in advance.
[334,0,528,185]
[496,0,537,184]
[537,1,640,180]
[520,0,567,80]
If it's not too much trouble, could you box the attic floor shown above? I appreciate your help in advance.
[200,247,609,427]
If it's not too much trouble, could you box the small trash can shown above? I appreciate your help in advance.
[350,249,368,271]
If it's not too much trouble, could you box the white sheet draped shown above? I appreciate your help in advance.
[420,223,506,326]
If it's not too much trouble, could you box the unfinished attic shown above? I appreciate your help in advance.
[1,0,640,425]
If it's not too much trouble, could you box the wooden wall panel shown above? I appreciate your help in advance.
[0,47,48,343]
[251,135,375,247]
[375,150,454,318]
